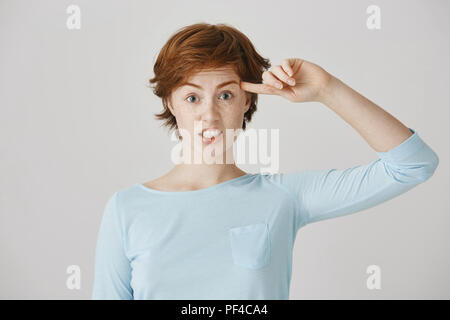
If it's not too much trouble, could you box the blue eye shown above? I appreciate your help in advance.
[221,92,233,100]
[186,95,198,103]
[186,91,233,103]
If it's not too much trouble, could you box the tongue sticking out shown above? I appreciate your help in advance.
[203,133,219,143]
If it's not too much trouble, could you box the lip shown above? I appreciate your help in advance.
[200,131,223,144]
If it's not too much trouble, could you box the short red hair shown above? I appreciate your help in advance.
[148,23,271,137]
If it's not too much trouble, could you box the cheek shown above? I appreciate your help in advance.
[175,103,196,117]
[237,98,250,116]
[237,93,250,110]
[173,110,195,131]
[227,93,247,109]
[222,97,248,119]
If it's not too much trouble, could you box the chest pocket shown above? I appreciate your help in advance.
[229,222,271,269]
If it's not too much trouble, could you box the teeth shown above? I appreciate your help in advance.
[202,129,222,138]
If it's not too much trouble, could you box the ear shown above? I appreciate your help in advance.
[167,96,175,116]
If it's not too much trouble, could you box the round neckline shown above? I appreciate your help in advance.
[136,173,255,196]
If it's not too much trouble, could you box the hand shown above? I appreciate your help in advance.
[240,58,333,103]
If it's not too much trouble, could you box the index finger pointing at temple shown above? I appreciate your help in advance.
[240,80,273,95]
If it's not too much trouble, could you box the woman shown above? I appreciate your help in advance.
[92,23,439,299]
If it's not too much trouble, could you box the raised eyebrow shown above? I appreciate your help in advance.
[181,80,239,90]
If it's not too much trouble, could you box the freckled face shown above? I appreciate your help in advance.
[168,67,251,159]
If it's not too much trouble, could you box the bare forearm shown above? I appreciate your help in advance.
[318,75,413,152]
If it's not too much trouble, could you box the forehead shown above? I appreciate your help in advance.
[183,67,239,83]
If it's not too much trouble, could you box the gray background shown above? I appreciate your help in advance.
[1,0,449,299]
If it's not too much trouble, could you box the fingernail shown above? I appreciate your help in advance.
[276,82,283,89]
[288,79,295,86]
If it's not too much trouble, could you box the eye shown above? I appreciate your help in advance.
[186,95,198,103]
[220,91,233,100]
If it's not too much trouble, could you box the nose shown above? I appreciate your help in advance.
[199,98,221,123]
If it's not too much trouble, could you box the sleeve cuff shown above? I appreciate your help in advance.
[375,128,426,162]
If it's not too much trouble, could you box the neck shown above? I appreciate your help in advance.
[168,163,246,188]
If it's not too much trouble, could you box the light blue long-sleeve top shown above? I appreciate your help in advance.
[92,128,438,299]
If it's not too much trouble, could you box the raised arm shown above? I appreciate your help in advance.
[92,192,133,299]
[319,74,416,152]
[269,127,438,230]
[241,58,420,152]
[241,58,439,230]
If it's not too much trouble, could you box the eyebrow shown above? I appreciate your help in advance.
[181,80,239,90]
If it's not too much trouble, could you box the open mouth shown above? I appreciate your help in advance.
[198,129,223,144]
